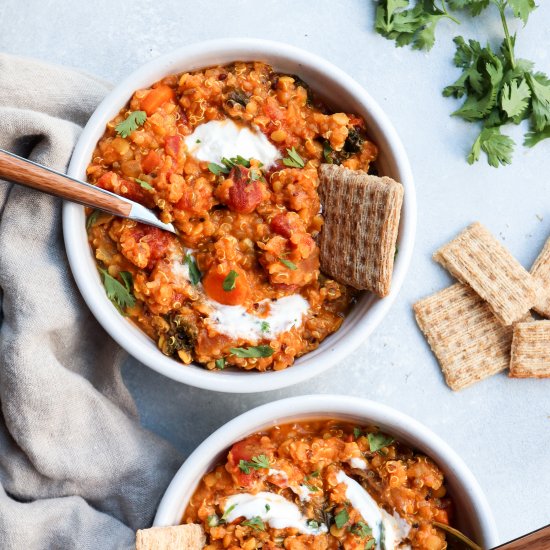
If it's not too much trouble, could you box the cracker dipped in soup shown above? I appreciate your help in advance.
[183,420,453,549]
[86,62,379,372]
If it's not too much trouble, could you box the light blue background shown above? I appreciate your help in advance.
[3,0,550,544]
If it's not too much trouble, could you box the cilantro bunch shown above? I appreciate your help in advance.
[375,0,549,167]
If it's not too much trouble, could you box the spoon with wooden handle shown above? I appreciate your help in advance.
[0,148,176,234]
[436,521,550,550]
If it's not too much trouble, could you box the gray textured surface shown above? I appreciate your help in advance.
[3,0,550,544]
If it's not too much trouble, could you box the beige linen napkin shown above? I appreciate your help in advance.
[0,53,183,549]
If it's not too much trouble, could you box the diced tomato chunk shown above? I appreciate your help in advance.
[141,150,160,173]
[164,135,181,158]
[96,171,151,205]
[226,436,269,487]
[226,166,262,214]
[140,85,175,116]
[270,213,293,238]
[127,224,173,269]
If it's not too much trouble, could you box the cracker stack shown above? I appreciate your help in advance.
[318,164,403,298]
[415,222,550,390]
[136,524,205,550]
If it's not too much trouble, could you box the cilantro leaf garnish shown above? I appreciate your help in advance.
[334,508,349,529]
[230,345,274,358]
[221,504,236,522]
[282,147,305,168]
[350,520,373,539]
[115,110,147,138]
[185,254,201,285]
[208,162,230,176]
[367,432,395,453]
[468,127,514,167]
[304,482,320,492]
[353,427,362,440]
[86,210,101,231]
[99,268,135,313]
[135,178,154,191]
[238,454,272,474]
[307,519,320,529]
[365,539,376,550]
[279,258,298,270]
[222,270,238,291]
[242,516,265,531]
[215,358,226,370]
[260,321,270,333]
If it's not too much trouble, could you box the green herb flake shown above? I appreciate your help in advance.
[207,514,219,527]
[365,539,376,550]
[282,147,305,168]
[230,345,274,358]
[119,271,133,293]
[185,254,201,286]
[135,178,154,191]
[239,454,272,474]
[208,162,230,176]
[260,321,270,333]
[367,432,395,453]
[86,210,101,231]
[309,470,320,478]
[99,268,135,314]
[334,508,349,529]
[350,520,373,539]
[221,504,236,522]
[304,482,320,492]
[279,258,298,270]
[196,139,201,143]
[215,358,226,370]
[353,427,362,440]
[242,516,265,531]
[265,504,271,513]
[222,270,239,291]
[115,110,147,138]
[307,519,320,529]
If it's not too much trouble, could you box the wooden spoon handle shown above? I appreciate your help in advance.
[0,149,131,216]
[493,524,550,549]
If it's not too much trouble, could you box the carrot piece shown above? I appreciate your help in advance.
[140,85,175,116]
[203,267,248,306]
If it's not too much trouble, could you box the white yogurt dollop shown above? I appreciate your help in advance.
[205,294,309,343]
[335,470,411,549]
[184,119,280,167]
[222,492,327,535]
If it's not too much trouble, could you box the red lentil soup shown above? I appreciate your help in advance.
[183,420,453,549]
[86,62,378,372]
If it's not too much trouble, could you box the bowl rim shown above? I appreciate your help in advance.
[154,394,499,548]
[63,38,417,393]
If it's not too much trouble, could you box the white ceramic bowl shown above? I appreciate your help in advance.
[155,395,499,548]
[63,39,416,393]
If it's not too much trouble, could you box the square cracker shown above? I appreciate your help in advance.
[318,163,403,297]
[530,236,550,318]
[414,283,514,390]
[136,524,205,550]
[510,321,550,378]
[433,222,538,326]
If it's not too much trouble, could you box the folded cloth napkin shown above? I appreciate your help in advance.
[0,54,183,549]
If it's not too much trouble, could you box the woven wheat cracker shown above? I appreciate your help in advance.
[318,164,403,297]
[530,236,550,317]
[509,321,550,378]
[433,222,537,326]
[136,524,205,550]
[414,283,514,390]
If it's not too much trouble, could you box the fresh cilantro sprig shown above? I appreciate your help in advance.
[185,254,201,285]
[99,268,135,314]
[334,508,349,529]
[208,155,253,175]
[368,432,395,453]
[375,0,460,51]
[115,110,147,138]
[373,0,549,167]
[222,270,238,291]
